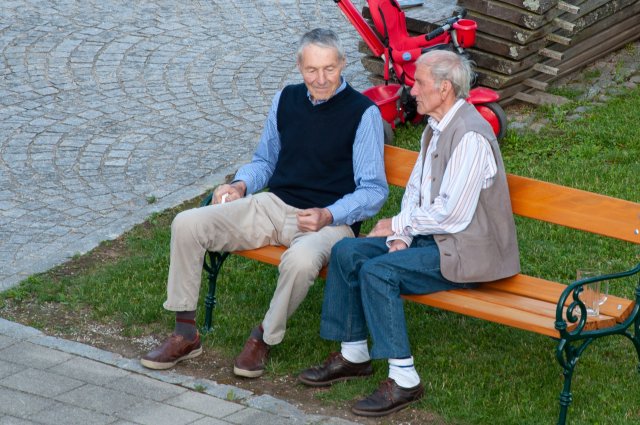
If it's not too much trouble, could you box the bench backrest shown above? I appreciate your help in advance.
[384,145,640,244]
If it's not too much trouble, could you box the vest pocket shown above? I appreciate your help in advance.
[453,235,501,283]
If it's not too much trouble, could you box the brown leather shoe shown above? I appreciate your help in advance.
[140,333,202,370]
[351,378,424,417]
[233,331,270,378]
[298,352,373,387]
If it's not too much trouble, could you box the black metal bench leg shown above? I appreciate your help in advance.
[635,286,640,372]
[619,320,640,375]
[556,340,574,425]
[202,251,230,333]
[621,285,640,374]
[557,368,573,425]
[633,310,640,373]
[555,338,593,425]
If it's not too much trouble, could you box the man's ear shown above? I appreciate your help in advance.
[441,80,453,98]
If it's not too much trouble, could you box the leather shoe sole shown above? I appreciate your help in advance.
[351,379,424,417]
[233,331,270,378]
[298,352,373,387]
[140,346,202,370]
[140,333,203,370]
[233,364,265,378]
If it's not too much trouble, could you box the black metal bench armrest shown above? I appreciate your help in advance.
[201,192,213,207]
[555,262,640,340]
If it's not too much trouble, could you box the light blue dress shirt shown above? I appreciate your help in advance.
[234,80,388,226]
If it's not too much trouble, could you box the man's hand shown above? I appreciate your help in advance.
[367,218,393,237]
[212,181,246,204]
[367,218,407,252]
[297,208,333,232]
[388,239,408,252]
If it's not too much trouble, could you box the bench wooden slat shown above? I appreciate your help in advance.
[235,243,579,337]
[507,174,640,244]
[449,287,618,331]
[403,291,561,337]
[462,287,559,318]
[235,246,635,330]
[235,246,283,267]
[402,290,617,338]
[383,146,640,244]
[486,275,564,302]
[384,144,418,186]
[485,275,635,322]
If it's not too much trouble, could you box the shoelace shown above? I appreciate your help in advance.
[309,352,341,372]
[374,379,396,402]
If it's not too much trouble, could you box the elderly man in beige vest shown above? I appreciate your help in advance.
[298,49,520,417]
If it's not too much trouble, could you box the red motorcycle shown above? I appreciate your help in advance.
[335,0,507,140]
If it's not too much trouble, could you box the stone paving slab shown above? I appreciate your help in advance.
[0,0,372,290]
[0,318,361,425]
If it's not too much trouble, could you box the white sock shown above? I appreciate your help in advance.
[389,356,421,388]
[340,340,370,364]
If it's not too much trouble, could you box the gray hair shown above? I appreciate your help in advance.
[296,28,345,63]
[415,50,474,99]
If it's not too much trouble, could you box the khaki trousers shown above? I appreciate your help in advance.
[163,192,354,345]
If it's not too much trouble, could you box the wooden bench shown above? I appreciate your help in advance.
[200,144,640,425]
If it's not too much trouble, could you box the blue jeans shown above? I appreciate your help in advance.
[320,235,472,359]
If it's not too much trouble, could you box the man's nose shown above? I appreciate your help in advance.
[317,71,327,85]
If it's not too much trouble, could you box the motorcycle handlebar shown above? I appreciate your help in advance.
[424,10,467,41]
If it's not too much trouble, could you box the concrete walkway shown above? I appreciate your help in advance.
[0,318,359,424]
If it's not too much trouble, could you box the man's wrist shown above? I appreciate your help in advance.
[322,208,334,226]
[230,180,247,197]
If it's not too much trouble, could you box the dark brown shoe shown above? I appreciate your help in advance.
[351,378,424,417]
[233,331,270,378]
[140,333,202,370]
[298,352,373,387]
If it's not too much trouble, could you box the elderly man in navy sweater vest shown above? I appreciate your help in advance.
[140,28,388,379]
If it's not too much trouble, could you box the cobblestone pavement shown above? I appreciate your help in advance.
[0,0,375,290]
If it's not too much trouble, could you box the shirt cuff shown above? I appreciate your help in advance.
[232,174,254,195]
[392,212,410,236]
[386,234,412,248]
[388,214,412,247]
[326,204,344,225]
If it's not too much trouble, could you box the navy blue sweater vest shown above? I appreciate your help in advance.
[268,83,373,234]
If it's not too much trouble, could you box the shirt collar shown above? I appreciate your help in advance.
[307,78,346,105]
[427,99,466,135]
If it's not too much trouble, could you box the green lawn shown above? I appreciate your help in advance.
[2,85,639,424]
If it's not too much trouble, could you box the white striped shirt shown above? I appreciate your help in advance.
[389,99,497,247]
